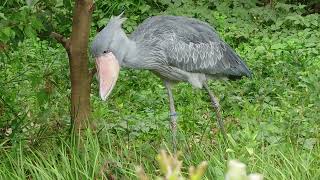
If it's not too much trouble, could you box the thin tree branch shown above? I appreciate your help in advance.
[50,32,70,51]
[88,1,95,12]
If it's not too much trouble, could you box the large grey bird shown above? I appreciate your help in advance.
[91,14,251,150]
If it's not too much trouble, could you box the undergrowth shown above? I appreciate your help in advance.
[0,1,319,179]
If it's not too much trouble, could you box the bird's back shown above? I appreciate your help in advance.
[131,16,218,43]
[130,16,251,79]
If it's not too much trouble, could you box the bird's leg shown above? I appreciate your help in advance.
[164,81,177,153]
[203,82,227,141]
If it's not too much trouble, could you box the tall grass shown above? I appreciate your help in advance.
[1,130,319,179]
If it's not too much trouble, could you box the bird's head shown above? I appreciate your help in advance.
[91,13,127,101]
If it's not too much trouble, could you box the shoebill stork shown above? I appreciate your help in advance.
[91,14,251,150]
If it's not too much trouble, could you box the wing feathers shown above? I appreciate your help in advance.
[130,15,251,78]
[166,40,251,78]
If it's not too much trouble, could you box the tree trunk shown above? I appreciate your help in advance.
[51,0,95,133]
[69,0,94,131]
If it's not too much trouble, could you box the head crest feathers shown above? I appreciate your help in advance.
[108,11,127,26]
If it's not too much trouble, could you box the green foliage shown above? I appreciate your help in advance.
[0,39,70,142]
[0,1,43,43]
[0,0,74,44]
[1,0,320,179]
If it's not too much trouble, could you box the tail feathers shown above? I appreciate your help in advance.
[223,45,252,79]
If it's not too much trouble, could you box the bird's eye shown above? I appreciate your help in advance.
[103,50,109,54]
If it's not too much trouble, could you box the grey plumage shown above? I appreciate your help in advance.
[128,15,251,87]
[91,15,251,86]
[91,15,252,150]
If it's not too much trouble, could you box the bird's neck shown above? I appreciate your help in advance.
[114,29,146,69]
[118,35,141,68]
[114,29,138,68]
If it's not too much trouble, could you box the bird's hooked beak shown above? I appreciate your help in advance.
[95,52,120,101]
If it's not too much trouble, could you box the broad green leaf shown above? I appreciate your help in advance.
[271,43,285,50]
[24,25,36,38]
[0,13,7,20]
